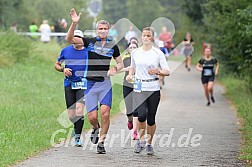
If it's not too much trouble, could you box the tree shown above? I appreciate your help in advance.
[0,0,23,29]
[127,0,162,30]
[181,0,207,25]
[101,0,128,24]
[201,0,252,89]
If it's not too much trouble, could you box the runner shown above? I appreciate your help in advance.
[66,8,123,154]
[55,30,87,146]
[126,27,170,155]
[196,47,219,106]
[182,32,194,71]
[120,41,139,140]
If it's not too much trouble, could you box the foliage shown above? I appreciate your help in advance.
[202,0,252,90]
[181,0,207,25]
[127,0,163,30]
[0,0,92,31]
[0,31,32,66]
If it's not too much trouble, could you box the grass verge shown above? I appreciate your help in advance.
[219,75,252,162]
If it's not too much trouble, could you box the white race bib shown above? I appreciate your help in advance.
[71,78,87,89]
[133,80,142,92]
[203,69,213,76]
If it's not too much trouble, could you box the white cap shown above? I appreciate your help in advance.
[61,18,66,23]
[74,30,84,38]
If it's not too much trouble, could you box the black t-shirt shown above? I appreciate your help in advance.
[122,53,133,88]
[198,57,218,77]
[82,37,120,82]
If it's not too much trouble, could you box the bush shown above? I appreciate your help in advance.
[0,31,32,67]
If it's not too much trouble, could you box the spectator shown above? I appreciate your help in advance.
[39,20,51,43]
[29,20,39,39]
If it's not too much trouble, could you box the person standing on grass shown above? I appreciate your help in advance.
[126,27,170,155]
[29,20,39,40]
[55,30,87,147]
[196,47,219,106]
[39,20,51,43]
[120,41,139,140]
[66,8,123,154]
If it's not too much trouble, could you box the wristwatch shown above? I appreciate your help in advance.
[61,67,65,72]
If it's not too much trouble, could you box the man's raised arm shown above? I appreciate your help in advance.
[66,8,83,45]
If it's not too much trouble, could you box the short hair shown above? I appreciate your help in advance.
[142,27,155,37]
[95,20,110,29]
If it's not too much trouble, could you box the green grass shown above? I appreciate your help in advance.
[219,75,252,161]
[0,37,123,167]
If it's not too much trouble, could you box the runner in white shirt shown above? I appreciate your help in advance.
[126,27,170,155]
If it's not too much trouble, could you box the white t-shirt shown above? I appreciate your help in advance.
[39,24,51,42]
[131,46,170,91]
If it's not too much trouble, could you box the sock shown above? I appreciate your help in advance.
[140,141,146,147]
[69,116,76,131]
[75,116,84,137]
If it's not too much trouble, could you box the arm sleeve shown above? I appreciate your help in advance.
[57,49,65,63]
[159,52,170,71]
[198,58,203,65]
[113,45,120,58]
[214,58,218,64]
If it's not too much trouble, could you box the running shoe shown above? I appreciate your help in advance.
[206,101,210,106]
[134,140,145,153]
[90,123,100,144]
[128,121,133,130]
[146,144,154,155]
[74,138,82,147]
[97,142,106,154]
[211,96,215,103]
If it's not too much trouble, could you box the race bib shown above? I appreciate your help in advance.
[134,80,142,92]
[71,78,87,89]
[203,69,213,76]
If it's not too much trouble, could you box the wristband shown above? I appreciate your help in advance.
[61,67,65,72]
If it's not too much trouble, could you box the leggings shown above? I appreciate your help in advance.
[133,91,160,126]
[123,86,138,117]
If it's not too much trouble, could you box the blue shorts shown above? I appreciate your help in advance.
[84,79,112,113]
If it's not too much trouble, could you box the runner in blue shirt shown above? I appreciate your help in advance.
[55,30,88,147]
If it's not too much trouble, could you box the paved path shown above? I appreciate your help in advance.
[15,62,245,167]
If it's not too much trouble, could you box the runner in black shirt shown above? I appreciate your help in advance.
[196,48,219,106]
[66,8,123,154]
